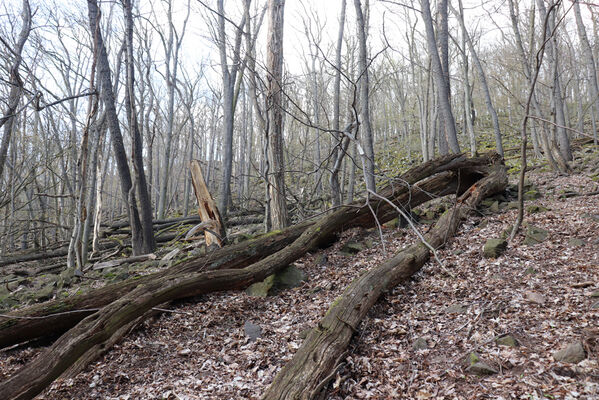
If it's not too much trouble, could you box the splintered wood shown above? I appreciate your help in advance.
[189,160,226,247]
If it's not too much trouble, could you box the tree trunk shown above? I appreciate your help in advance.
[0,0,31,187]
[86,0,147,256]
[452,0,503,156]
[420,0,460,154]
[0,154,499,400]
[261,155,507,400]
[353,0,377,193]
[330,0,346,208]
[573,0,599,145]
[266,0,289,229]
[0,153,491,351]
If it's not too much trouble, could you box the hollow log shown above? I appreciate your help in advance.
[261,157,507,400]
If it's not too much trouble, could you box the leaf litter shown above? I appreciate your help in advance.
[1,167,598,399]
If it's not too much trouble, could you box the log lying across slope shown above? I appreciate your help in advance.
[0,153,487,349]
[0,153,497,400]
[262,154,507,400]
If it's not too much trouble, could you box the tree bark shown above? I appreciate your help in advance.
[353,0,377,192]
[0,153,491,356]
[420,0,460,153]
[0,0,31,187]
[86,0,147,256]
[261,155,507,400]
[0,153,500,400]
[573,0,599,145]
[266,0,289,229]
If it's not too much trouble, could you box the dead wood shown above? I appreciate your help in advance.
[189,160,226,246]
[0,153,486,350]
[0,154,498,400]
[261,155,507,400]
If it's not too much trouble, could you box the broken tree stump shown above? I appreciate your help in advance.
[189,160,226,246]
[261,155,507,400]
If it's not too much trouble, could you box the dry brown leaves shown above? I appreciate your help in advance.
[1,169,598,400]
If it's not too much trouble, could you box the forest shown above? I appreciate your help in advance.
[0,0,598,398]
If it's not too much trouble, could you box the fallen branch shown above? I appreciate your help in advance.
[0,153,487,349]
[0,154,499,400]
[261,155,506,400]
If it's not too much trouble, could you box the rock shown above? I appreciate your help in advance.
[315,254,328,266]
[567,238,585,247]
[243,321,262,342]
[34,283,55,302]
[273,264,306,291]
[483,238,507,258]
[178,348,192,356]
[590,290,599,298]
[496,335,519,347]
[340,241,365,255]
[524,190,541,200]
[467,362,499,375]
[245,275,275,297]
[526,204,548,213]
[445,304,467,314]
[524,267,537,275]
[582,213,599,222]
[525,291,545,305]
[524,225,548,245]
[506,201,519,210]
[245,264,306,297]
[591,301,599,310]
[558,190,579,199]
[383,217,399,229]
[553,342,586,363]
[412,337,428,350]
[469,352,480,365]
[489,201,500,213]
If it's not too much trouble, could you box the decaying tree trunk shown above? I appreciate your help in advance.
[262,155,507,400]
[0,154,499,400]
[189,160,226,246]
[0,153,490,351]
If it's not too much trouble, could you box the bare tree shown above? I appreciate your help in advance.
[0,0,31,187]
[420,0,460,154]
[353,0,377,192]
[266,0,289,229]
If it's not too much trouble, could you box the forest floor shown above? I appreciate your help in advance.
[2,147,599,399]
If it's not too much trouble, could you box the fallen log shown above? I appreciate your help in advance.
[0,154,500,400]
[0,153,485,349]
[261,155,507,400]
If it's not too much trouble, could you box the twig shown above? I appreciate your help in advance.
[367,189,455,278]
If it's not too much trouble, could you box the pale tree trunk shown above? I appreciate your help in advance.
[353,0,377,193]
[215,0,246,217]
[156,0,191,219]
[421,0,460,154]
[330,0,346,208]
[436,0,450,155]
[452,0,503,156]
[124,0,155,253]
[86,0,148,255]
[574,0,599,144]
[0,0,31,188]
[459,31,476,156]
[537,0,572,161]
[266,0,289,229]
